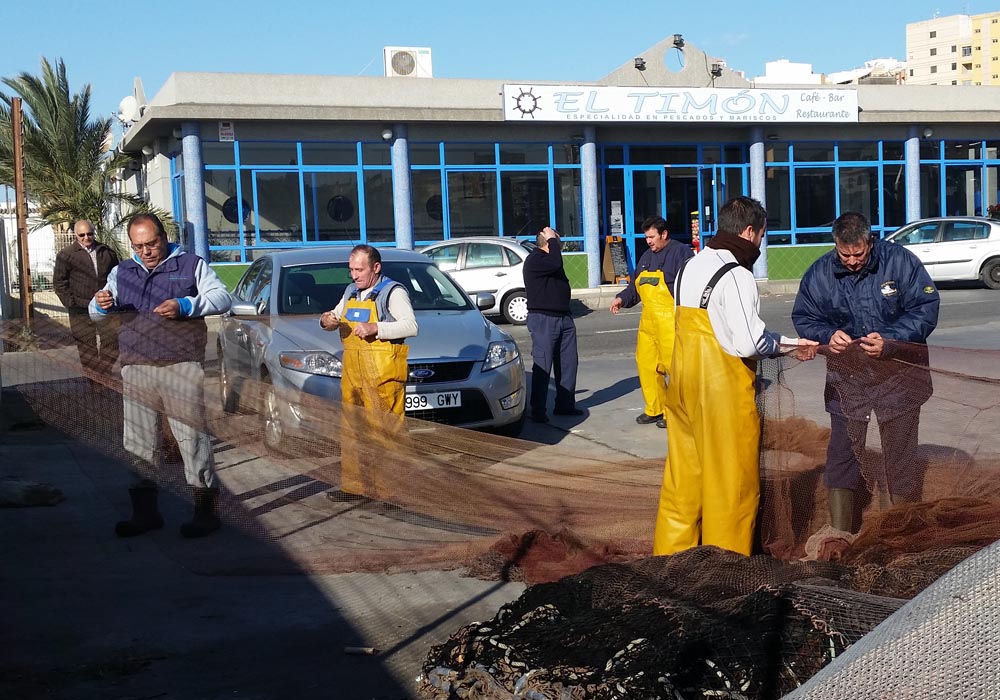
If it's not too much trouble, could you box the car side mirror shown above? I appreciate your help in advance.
[230,300,260,317]
[475,293,496,310]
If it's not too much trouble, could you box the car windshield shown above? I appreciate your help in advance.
[277,260,474,315]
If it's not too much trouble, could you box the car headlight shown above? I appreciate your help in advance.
[279,351,342,377]
[483,340,519,371]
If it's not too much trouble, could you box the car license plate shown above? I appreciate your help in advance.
[405,391,462,412]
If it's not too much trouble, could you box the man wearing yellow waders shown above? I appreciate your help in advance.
[610,217,694,428]
[319,245,418,501]
[653,197,817,556]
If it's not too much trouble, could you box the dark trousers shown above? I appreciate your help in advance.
[69,309,119,380]
[825,409,924,501]
[527,312,578,413]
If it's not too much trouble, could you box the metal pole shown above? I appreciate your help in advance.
[12,98,33,330]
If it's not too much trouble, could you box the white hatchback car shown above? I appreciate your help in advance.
[886,216,1000,289]
[419,237,535,324]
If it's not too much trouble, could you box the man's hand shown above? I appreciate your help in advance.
[609,297,624,315]
[352,321,378,339]
[828,329,853,354]
[319,310,340,330]
[792,338,820,361]
[858,332,884,358]
[541,226,560,241]
[95,290,114,310]
[153,299,180,319]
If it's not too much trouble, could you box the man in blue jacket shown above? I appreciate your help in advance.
[91,214,232,539]
[792,212,940,533]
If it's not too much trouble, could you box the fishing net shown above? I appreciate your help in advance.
[3,311,1000,698]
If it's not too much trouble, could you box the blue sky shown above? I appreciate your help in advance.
[0,0,984,120]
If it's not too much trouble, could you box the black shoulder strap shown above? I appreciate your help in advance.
[699,262,740,309]
[674,258,691,298]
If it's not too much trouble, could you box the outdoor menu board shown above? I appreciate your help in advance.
[602,236,630,284]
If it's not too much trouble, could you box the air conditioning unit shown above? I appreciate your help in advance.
[383,46,433,78]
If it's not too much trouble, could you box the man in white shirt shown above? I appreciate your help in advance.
[652,196,817,557]
[320,245,418,500]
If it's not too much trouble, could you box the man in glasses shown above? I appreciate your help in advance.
[53,220,121,383]
[90,214,231,539]
[793,212,940,535]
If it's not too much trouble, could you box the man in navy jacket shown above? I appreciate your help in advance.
[792,212,940,533]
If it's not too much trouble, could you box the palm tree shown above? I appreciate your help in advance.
[0,57,175,256]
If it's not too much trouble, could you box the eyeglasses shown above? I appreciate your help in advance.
[76,232,96,238]
[130,242,161,253]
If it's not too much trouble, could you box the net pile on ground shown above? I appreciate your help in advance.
[3,316,1000,696]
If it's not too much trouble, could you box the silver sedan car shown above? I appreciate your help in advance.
[217,247,526,453]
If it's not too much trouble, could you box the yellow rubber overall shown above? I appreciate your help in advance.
[653,304,760,556]
[338,294,408,496]
[635,269,676,418]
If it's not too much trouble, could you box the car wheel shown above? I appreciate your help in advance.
[981,258,1000,290]
[260,374,287,455]
[501,290,528,325]
[219,345,240,413]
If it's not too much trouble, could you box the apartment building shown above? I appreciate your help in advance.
[907,12,1000,85]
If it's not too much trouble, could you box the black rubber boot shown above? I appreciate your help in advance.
[180,488,221,539]
[828,488,855,533]
[115,485,165,538]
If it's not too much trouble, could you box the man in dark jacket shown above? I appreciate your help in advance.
[53,220,120,381]
[792,212,940,533]
[523,226,581,423]
[91,214,231,539]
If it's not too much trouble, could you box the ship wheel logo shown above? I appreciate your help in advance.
[511,88,541,118]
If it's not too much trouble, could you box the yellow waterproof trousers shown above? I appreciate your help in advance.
[653,305,760,556]
[635,269,676,418]
[339,296,408,497]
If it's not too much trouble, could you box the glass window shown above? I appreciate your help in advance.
[253,171,303,243]
[701,147,722,164]
[239,142,298,166]
[302,171,359,243]
[920,164,941,218]
[946,141,982,160]
[203,142,235,166]
[795,168,836,228]
[301,143,358,166]
[603,146,624,165]
[279,263,353,315]
[882,164,907,229]
[629,146,698,165]
[249,261,272,315]
[500,144,549,164]
[410,144,441,166]
[501,171,550,236]
[362,143,391,166]
[423,243,461,270]
[839,167,879,223]
[445,144,496,165]
[942,221,990,241]
[920,140,941,159]
[555,169,582,236]
[447,171,498,236]
[838,143,878,161]
[893,222,940,245]
[765,167,791,231]
[766,142,789,162]
[882,142,905,160]
[204,169,243,249]
[792,143,835,162]
[465,242,506,269]
[234,260,265,301]
[724,146,744,164]
[503,247,522,265]
[363,170,395,242]
[412,170,444,242]
[944,164,982,216]
[553,144,580,164]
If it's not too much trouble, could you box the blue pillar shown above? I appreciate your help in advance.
[581,126,600,288]
[391,123,413,249]
[905,125,921,223]
[749,126,768,280]
[181,122,209,260]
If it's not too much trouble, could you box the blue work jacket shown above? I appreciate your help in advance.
[792,238,940,420]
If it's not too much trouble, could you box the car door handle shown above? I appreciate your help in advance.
[495,272,507,277]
